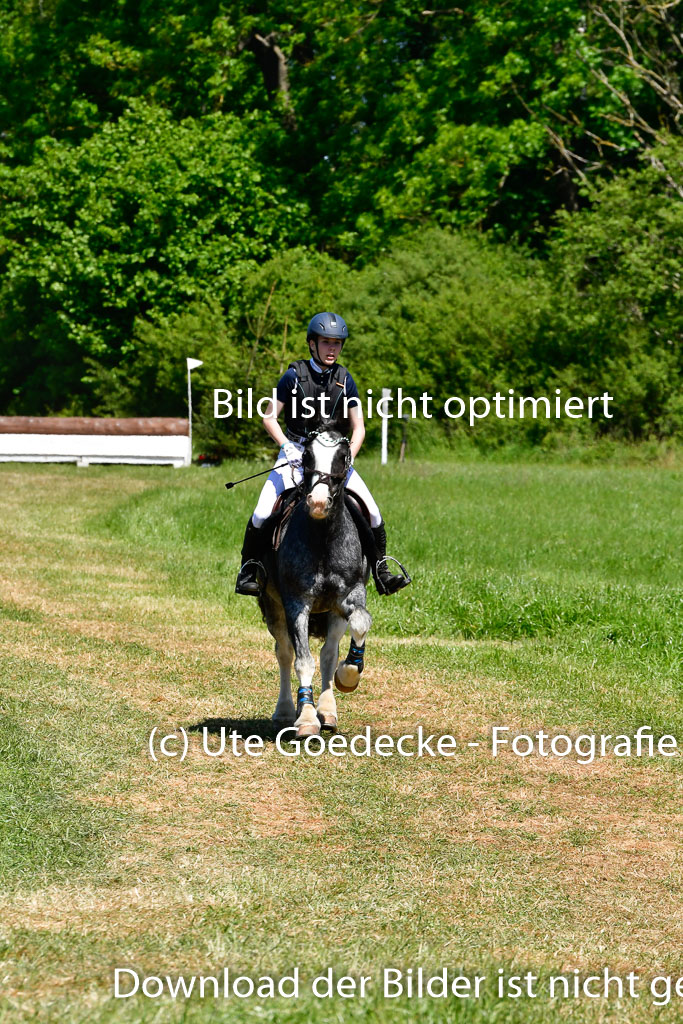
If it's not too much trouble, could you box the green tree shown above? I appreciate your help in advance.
[0,102,306,413]
[543,140,683,438]
[5,0,679,250]
[0,0,269,161]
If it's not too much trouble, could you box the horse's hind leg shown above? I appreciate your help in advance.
[335,593,372,694]
[272,631,296,730]
[287,604,320,738]
[263,597,296,729]
[318,614,348,733]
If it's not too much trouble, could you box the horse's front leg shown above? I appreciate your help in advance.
[335,586,372,694]
[318,614,348,733]
[286,601,320,739]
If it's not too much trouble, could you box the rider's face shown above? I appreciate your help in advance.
[312,335,343,366]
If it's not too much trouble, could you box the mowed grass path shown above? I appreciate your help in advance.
[0,459,681,1023]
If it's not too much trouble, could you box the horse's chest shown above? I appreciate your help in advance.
[312,568,346,601]
[279,553,353,612]
[277,504,362,606]
[283,559,347,594]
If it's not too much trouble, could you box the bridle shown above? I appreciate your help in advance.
[303,431,351,494]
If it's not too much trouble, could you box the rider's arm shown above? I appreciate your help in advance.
[349,405,365,461]
[262,399,287,447]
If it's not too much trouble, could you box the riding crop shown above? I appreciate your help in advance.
[225,460,291,490]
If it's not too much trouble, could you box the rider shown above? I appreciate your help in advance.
[235,311,411,598]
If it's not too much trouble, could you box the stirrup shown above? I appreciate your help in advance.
[375,556,412,596]
[235,559,266,596]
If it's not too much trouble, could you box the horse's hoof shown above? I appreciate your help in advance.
[318,712,338,734]
[334,662,361,693]
[296,721,321,739]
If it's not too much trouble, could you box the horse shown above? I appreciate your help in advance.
[258,430,372,740]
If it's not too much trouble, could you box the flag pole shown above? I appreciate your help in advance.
[186,358,203,465]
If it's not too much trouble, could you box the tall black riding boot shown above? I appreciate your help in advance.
[235,519,266,596]
[371,521,411,596]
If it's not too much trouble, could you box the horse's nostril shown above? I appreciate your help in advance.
[306,496,330,519]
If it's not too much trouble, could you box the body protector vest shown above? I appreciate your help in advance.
[285,360,351,439]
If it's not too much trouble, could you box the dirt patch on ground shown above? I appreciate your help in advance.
[86,750,327,843]
[400,751,683,962]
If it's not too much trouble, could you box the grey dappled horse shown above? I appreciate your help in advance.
[259,430,372,739]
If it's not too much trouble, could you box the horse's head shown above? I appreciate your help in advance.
[302,430,351,520]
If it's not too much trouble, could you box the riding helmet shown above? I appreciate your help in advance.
[306,312,348,344]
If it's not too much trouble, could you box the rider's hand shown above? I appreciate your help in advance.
[282,442,302,467]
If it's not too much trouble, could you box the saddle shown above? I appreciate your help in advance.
[269,489,372,552]
[271,488,300,552]
[343,493,375,560]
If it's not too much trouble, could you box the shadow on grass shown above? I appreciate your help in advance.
[189,717,280,742]
[189,716,466,749]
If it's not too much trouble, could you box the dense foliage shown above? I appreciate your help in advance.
[0,0,681,448]
[0,102,304,412]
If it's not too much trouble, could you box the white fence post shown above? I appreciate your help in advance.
[381,387,391,465]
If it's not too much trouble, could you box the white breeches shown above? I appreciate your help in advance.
[252,443,382,529]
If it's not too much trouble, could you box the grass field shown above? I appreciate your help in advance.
[0,457,681,1023]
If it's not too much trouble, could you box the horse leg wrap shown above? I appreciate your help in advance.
[334,639,365,694]
[347,639,365,672]
[296,685,315,718]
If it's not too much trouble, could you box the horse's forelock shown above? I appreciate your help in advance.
[308,432,348,477]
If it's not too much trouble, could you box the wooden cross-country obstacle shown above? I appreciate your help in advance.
[0,417,191,467]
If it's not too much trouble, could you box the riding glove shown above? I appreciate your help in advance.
[282,442,303,467]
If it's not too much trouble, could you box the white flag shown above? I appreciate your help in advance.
[187,358,203,370]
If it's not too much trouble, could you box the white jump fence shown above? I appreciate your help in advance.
[0,417,191,467]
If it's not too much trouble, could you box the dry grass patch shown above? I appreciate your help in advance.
[394,752,683,968]
[1,463,681,1022]
[87,749,327,843]
[356,664,515,737]
[1,884,199,936]
[0,609,276,727]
